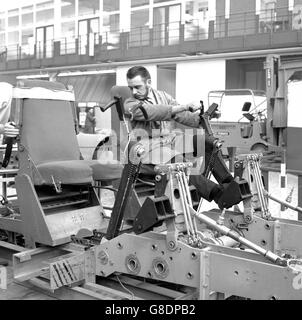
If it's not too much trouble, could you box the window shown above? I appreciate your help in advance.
[103,14,120,48]
[0,12,5,32]
[8,31,19,45]
[0,33,5,48]
[259,0,277,32]
[61,21,76,54]
[36,9,54,24]
[131,0,149,7]
[62,21,75,38]
[22,6,33,27]
[130,9,150,46]
[7,30,19,60]
[8,9,19,29]
[292,3,302,30]
[36,1,54,24]
[185,0,209,40]
[37,0,54,10]
[21,29,34,57]
[79,0,99,16]
[103,0,119,13]
[61,0,75,19]
[22,29,34,44]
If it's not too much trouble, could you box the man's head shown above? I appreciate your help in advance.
[126,66,151,100]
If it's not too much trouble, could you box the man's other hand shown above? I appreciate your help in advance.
[4,122,19,138]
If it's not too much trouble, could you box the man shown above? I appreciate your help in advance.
[0,83,19,138]
[124,66,245,210]
[84,107,96,134]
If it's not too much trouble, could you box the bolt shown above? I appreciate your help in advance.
[245,215,252,223]
[168,241,175,249]
[187,272,194,280]
[265,224,271,230]
[151,244,158,251]
[155,175,162,182]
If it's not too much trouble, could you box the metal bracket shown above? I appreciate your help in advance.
[199,251,210,300]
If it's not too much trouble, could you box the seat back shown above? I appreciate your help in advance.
[21,99,80,164]
[16,80,81,179]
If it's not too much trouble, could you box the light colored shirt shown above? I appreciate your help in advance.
[124,87,201,164]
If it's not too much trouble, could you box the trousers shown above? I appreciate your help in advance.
[140,134,233,202]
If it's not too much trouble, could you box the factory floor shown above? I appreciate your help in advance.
[0,267,56,300]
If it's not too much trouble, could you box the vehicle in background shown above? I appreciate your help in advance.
[76,128,114,161]
[208,89,274,156]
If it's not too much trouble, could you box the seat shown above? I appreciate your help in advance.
[13,79,123,247]
[17,81,123,185]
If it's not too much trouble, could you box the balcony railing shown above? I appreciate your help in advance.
[1,7,302,63]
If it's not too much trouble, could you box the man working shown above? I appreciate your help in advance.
[0,82,19,138]
[124,66,246,210]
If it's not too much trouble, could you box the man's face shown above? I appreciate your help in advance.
[127,75,150,100]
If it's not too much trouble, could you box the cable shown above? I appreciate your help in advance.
[116,275,135,300]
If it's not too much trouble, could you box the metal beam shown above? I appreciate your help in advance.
[2,47,302,76]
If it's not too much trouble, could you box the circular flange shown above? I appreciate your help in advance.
[152,257,169,279]
[98,250,109,265]
[125,254,141,275]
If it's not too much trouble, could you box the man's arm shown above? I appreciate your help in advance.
[173,111,201,128]
[164,92,201,128]
[125,97,174,121]
[124,94,200,125]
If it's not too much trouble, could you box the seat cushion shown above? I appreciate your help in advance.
[84,160,123,181]
[37,160,93,185]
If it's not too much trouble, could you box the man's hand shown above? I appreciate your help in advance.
[185,102,201,113]
[4,122,19,138]
[172,103,201,116]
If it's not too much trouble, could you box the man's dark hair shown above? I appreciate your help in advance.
[126,66,151,81]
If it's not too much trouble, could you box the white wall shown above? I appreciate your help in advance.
[288,80,302,128]
[157,67,176,97]
[176,60,226,107]
[116,65,158,87]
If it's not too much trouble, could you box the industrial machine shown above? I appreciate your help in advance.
[1,80,302,300]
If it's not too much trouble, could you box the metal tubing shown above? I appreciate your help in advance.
[190,207,286,265]
[254,161,269,216]
[178,172,196,237]
[176,174,191,236]
[255,159,269,216]
[180,170,198,235]
[264,190,302,214]
[216,235,238,247]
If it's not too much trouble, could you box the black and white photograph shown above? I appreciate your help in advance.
[0,0,301,305]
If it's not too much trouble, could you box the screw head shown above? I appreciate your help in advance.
[168,241,175,249]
